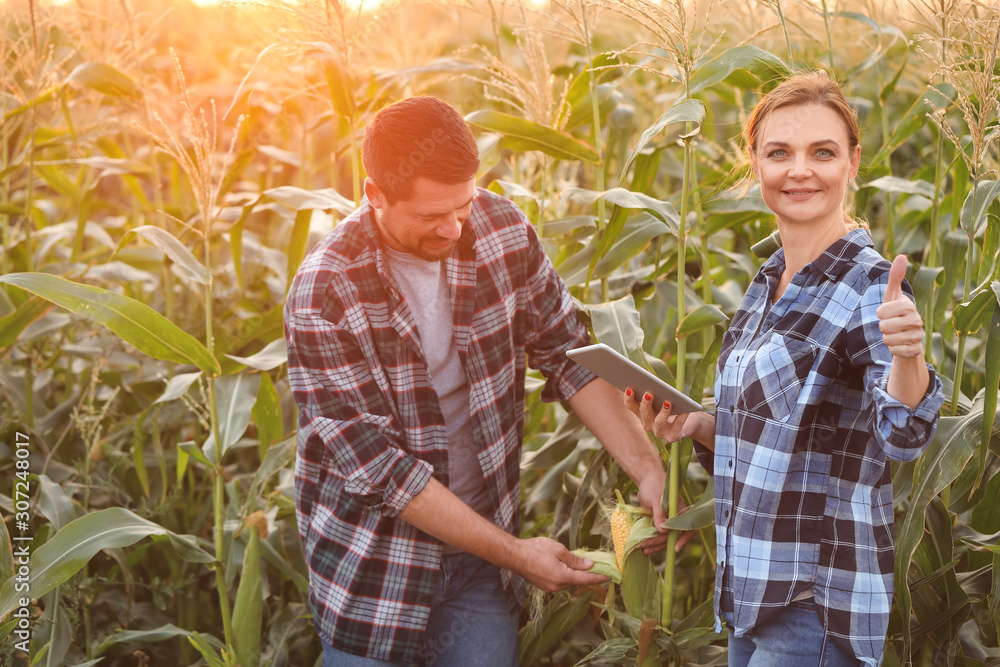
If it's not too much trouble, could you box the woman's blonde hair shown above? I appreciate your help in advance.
[742,71,866,230]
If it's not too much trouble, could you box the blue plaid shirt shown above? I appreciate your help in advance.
[701,229,943,665]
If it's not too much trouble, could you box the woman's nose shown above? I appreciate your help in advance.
[789,154,811,178]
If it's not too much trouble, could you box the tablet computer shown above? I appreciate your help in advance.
[566,343,703,415]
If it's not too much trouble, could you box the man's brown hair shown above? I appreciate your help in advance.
[362,96,480,204]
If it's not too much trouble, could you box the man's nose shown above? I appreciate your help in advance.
[437,213,463,240]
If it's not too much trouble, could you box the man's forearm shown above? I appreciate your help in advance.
[399,477,523,570]
[398,476,609,591]
[568,378,664,483]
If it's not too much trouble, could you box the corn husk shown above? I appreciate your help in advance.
[572,548,622,583]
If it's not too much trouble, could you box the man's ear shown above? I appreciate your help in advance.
[364,178,383,209]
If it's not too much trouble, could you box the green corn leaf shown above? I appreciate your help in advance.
[226,338,287,371]
[116,226,208,285]
[871,83,954,166]
[0,507,212,620]
[619,99,704,184]
[960,180,1000,235]
[203,373,262,464]
[894,413,980,652]
[979,201,1000,284]
[0,273,220,374]
[0,297,52,348]
[233,520,264,667]
[981,302,1000,488]
[251,372,284,457]
[953,284,1000,335]
[521,430,580,470]
[518,590,593,666]
[263,186,355,215]
[227,201,255,292]
[130,409,152,499]
[564,83,619,132]
[287,209,312,292]
[581,294,649,371]
[594,214,672,281]
[65,62,143,99]
[0,519,12,585]
[178,441,211,472]
[688,45,790,96]
[576,638,638,665]
[568,448,610,551]
[2,86,58,121]
[154,371,203,404]
[676,305,729,339]
[863,176,935,199]
[36,474,75,531]
[563,187,679,232]
[663,479,715,531]
[187,632,229,667]
[241,435,296,518]
[96,624,222,656]
[465,110,600,163]
[301,42,356,118]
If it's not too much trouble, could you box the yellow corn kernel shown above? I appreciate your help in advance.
[610,504,631,571]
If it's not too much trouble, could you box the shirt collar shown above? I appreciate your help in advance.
[760,227,873,283]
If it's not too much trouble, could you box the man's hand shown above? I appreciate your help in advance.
[517,537,610,592]
[636,471,672,554]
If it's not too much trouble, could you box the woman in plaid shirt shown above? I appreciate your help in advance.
[627,72,944,666]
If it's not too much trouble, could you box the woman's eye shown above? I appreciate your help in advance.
[767,149,786,158]
[816,149,834,158]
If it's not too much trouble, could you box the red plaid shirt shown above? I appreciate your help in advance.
[284,188,595,661]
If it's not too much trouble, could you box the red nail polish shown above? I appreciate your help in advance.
[663,401,670,409]
[644,392,652,401]
[625,388,632,397]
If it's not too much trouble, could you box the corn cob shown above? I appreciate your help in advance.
[610,490,632,570]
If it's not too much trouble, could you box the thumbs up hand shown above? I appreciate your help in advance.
[876,255,925,359]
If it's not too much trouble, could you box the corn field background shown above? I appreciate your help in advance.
[1,0,999,664]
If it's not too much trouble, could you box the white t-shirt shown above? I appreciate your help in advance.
[383,247,493,552]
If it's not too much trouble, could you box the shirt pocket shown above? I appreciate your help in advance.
[738,335,818,422]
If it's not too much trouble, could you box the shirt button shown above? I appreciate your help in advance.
[728,460,733,468]
[764,321,773,330]
[728,406,734,414]
[724,509,730,519]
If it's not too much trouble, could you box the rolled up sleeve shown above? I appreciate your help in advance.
[845,275,944,462]
[286,304,432,518]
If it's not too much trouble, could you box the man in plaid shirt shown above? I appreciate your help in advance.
[284,96,668,665]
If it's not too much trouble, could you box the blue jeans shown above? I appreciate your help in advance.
[322,552,519,667]
[726,599,859,667]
